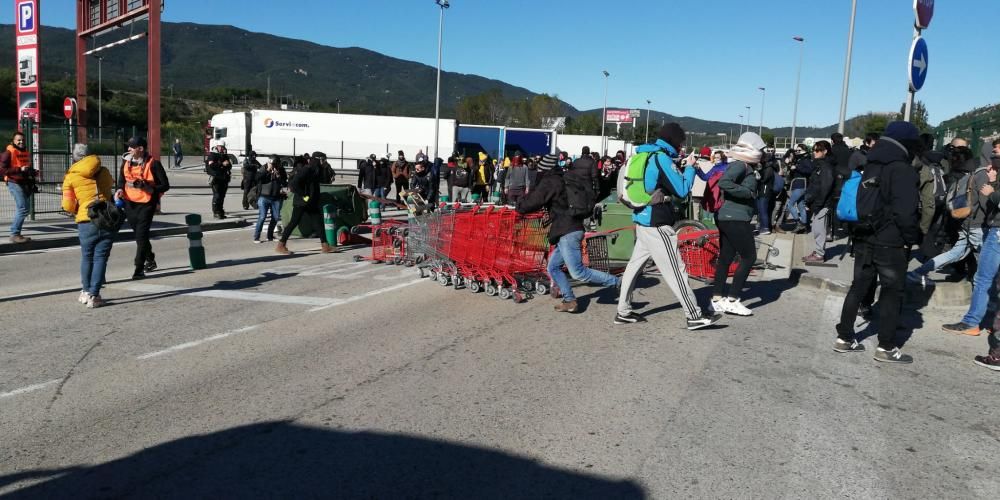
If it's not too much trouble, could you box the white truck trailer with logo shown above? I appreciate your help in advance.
[208,110,457,168]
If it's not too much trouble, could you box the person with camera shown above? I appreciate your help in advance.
[62,144,116,308]
[0,131,36,244]
[253,155,288,243]
[206,143,233,219]
[241,150,261,211]
[391,150,410,203]
[116,136,170,280]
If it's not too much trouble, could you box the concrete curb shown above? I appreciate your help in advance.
[0,218,250,255]
[793,264,972,309]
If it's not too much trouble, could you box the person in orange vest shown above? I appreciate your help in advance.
[115,136,170,280]
[0,131,37,243]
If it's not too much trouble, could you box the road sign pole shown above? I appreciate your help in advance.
[905,26,921,122]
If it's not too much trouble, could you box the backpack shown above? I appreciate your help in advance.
[617,150,661,209]
[453,166,469,184]
[700,170,725,213]
[836,164,886,232]
[87,200,124,232]
[564,170,596,218]
[946,167,987,220]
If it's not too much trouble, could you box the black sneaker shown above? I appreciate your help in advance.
[833,338,866,353]
[687,313,723,331]
[144,258,158,272]
[614,312,647,325]
[873,346,913,364]
[973,348,1000,371]
[131,269,146,280]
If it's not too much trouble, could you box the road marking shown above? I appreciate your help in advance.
[111,283,337,307]
[0,379,61,399]
[137,326,260,360]
[308,278,426,312]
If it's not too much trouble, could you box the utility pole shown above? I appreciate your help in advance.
[601,70,609,155]
[792,36,805,146]
[433,0,450,161]
[645,99,652,144]
[838,0,858,134]
[758,87,766,136]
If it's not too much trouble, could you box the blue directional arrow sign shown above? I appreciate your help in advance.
[909,37,929,92]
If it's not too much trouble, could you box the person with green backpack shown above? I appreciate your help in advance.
[614,123,722,330]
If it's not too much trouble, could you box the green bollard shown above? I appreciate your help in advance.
[323,204,336,245]
[470,193,481,203]
[490,189,501,204]
[438,194,450,203]
[185,214,206,270]
[368,200,382,225]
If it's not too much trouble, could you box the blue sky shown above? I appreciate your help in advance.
[4,0,995,127]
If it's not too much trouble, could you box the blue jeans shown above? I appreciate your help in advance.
[914,226,983,275]
[78,222,115,296]
[787,186,807,225]
[756,197,771,232]
[962,227,1000,327]
[547,230,619,302]
[254,196,283,240]
[8,182,29,235]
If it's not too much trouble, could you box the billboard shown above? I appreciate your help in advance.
[15,0,40,125]
[605,110,632,123]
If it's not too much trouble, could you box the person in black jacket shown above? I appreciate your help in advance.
[830,133,854,238]
[803,140,837,263]
[276,156,337,255]
[357,154,378,194]
[375,157,393,199]
[408,160,432,200]
[449,156,474,202]
[516,153,620,313]
[834,121,921,364]
[756,149,776,235]
[206,143,232,219]
[784,144,814,232]
[241,151,261,210]
[253,155,287,243]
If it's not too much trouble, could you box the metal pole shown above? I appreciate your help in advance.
[98,56,102,144]
[838,0,858,134]
[791,37,805,147]
[738,115,743,135]
[645,99,651,143]
[433,1,448,161]
[745,106,751,134]
[903,26,919,122]
[601,70,609,155]
[758,87,765,136]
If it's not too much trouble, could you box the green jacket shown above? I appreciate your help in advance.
[716,160,758,222]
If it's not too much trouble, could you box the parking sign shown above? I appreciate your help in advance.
[17,1,35,34]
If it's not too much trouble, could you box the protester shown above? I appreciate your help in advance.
[357,154,378,195]
[429,157,443,207]
[253,155,287,243]
[117,136,170,280]
[915,133,948,258]
[408,160,432,199]
[505,154,530,205]
[317,152,336,184]
[516,153,619,314]
[834,121,921,363]
[802,140,836,263]
[172,138,183,169]
[0,131,36,243]
[391,151,410,202]
[756,147,777,235]
[276,154,337,255]
[62,144,116,308]
[449,156,473,202]
[848,133,878,173]
[241,151,261,211]
[697,151,728,225]
[376,156,394,199]
[573,146,599,197]
[784,144,813,233]
[615,123,722,329]
[472,152,493,201]
[206,143,232,219]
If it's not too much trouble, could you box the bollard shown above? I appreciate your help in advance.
[438,194,450,203]
[323,204,337,246]
[470,193,481,204]
[490,189,501,204]
[185,214,207,270]
[367,200,382,225]
[336,226,351,246]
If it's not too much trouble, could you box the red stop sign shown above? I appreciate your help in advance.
[63,97,76,120]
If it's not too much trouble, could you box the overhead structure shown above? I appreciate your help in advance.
[75,0,163,156]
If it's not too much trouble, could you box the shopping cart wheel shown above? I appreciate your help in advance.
[534,281,549,296]
[353,255,364,262]
[512,291,527,303]
[498,287,513,300]
[768,246,780,257]
[485,283,498,296]
[469,281,482,293]
[418,268,427,278]
[438,274,450,286]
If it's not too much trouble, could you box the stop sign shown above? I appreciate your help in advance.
[914,0,934,29]
[63,97,77,120]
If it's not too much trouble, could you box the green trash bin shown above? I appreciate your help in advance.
[595,191,636,263]
[281,184,368,238]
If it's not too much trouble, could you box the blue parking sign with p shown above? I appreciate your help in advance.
[17,1,35,33]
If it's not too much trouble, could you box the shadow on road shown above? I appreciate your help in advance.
[110,270,299,306]
[0,422,646,499]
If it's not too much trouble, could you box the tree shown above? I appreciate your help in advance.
[897,100,930,132]
[859,113,891,136]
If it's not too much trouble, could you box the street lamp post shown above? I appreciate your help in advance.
[601,70,609,155]
[758,87,766,136]
[838,0,857,134]
[791,36,805,147]
[433,0,450,162]
[96,55,102,144]
[745,106,751,135]
[644,99,651,144]
[336,99,341,114]
[738,114,744,135]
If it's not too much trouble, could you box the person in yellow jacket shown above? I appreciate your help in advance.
[62,144,116,308]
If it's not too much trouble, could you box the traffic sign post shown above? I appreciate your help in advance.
[908,38,928,92]
[914,0,934,29]
[63,96,77,153]
[904,0,933,122]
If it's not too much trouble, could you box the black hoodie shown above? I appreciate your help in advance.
[515,168,583,244]
[859,137,920,247]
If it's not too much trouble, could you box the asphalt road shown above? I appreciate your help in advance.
[0,229,997,498]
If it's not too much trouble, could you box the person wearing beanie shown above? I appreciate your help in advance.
[835,121,920,363]
[276,155,338,255]
[516,153,620,313]
[709,132,765,317]
[62,144,116,308]
[615,123,722,330]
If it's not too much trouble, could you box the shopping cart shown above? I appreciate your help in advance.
[352,219,408,264]
[676,229,738,282]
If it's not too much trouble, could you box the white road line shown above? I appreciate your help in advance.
[0,379,61,399]
[308,278,426,312]
[137,326,260,360]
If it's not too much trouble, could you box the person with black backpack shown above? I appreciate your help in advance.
[241,151,261,211]
[516,153,619,314]
[834,121,921,363]
[915,133,948,258]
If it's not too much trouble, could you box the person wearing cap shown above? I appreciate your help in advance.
[116,136,170,280]
[62,144,116,308]
[834,121,920,363]
[391,151,410,202]
[357,154,379,195]
[448,156,474,203]
[276,155,337,255]
[205,142,232,219]
[241,150,261,211]
[316,152,336,184]
[516,153,620,313]
[614,123,722,330]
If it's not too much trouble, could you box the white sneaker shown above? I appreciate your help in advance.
[724,298,753,316]
[78,290,91,304]
[86,294,105,309]
[710,297,731,314]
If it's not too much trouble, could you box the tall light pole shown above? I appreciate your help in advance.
[601,70,609,155]
[433,0,450,162]
[738,114,744,135]
[791,36,805,147]
[336,98,341,114]
[644,99,652,143]
[745,105,751,134]
[838,0,857,134]
[758,87,766,136]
